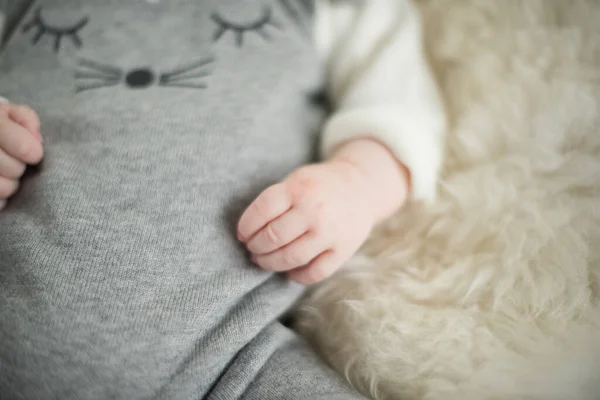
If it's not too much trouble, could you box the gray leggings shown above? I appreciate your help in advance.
[208,323,365,400]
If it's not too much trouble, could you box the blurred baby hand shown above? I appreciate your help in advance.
[0,100,44,210]
[237,161,377,285]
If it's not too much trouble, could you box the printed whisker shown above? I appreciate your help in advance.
[78,58,122,78]
[158,82,208,89]
[159,71,210,83]
[75,71,121,80]
[76,80,120,93]
[161,58,214,80]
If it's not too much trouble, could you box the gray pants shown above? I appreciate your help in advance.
[209,323,365,400]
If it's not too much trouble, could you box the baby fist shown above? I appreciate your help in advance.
[0,100,43,210]
[237,161,376,285]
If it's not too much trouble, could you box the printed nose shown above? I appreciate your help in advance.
[126,68,154,88]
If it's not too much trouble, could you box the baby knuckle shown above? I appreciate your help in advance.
[0,115,10,131]
[288,168,322,199]
[282,249,302,267]
[263,182,283,198]
[253,194,272,217]
[313,202,332,225]
[308,218,325,236]
[280,181,297,202]
[20,104,34,114]
[17,105,37,121]
[12,104,27,113]
[264,223,281,245]
[16,103,32,112]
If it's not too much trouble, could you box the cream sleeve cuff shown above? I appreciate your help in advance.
[316,0,447,203]
[321,104,445,203]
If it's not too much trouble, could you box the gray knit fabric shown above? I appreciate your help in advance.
[0,1,364,399]
[0,0,31,43]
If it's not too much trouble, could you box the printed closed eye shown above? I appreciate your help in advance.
[212,1,313,48]
[22,7,88,53]
[211,6,281,47]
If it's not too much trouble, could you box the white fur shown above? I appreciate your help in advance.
[296,1,600,399]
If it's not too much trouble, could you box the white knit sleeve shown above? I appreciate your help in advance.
[315,0,446,202]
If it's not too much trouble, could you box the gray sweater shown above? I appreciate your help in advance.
[0,1,363,399]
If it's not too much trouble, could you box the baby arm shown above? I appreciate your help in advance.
[0,98,44,210]
[238,0,447,284]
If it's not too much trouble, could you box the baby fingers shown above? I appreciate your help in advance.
[237,183,292,242]
[252,232,329,272]
[0,116,43,165]
[7,104,42,142]
[0,147,26,180]
[246,208,309,255]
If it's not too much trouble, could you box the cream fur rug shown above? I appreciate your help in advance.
[295,1,600,399]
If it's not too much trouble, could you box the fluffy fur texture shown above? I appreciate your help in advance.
[295,1,600,399]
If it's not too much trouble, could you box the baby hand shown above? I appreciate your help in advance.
[0,100,44,210]
[237,161,376,285]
